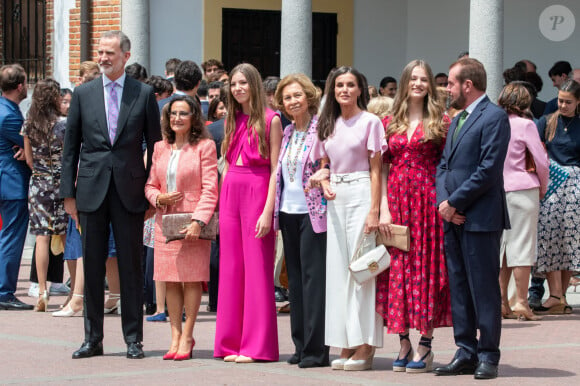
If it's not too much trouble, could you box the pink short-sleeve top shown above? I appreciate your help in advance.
[225,108,279,167]
[310,111,387,173]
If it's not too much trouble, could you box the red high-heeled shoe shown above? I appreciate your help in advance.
[163,350,177,360]
[173,338,195,361]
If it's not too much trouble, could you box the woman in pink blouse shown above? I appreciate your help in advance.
[311,66,386,371]
[497,82,549,321]
[145,95,218,360]
[214,63,283,363]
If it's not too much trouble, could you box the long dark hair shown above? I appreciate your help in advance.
[161,95,210,145]
[25,79,61,143]
[317,66,368,141]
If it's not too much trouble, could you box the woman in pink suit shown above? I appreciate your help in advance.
[214,63,282,363]
[145,95,218,361]
[497,82,548,321]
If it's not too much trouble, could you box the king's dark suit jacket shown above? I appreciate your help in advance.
[60,75,161,345]
[60,76,160,211]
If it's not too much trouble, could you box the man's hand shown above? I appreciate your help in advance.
[438,200,456,222]
[12,146,25,161]
[450,213,466,225]
[64,197,79,224]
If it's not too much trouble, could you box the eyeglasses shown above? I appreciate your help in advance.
[170,111,193,119]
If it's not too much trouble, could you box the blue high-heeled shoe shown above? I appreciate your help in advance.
[406,336,434,373]
[393,333,413,372]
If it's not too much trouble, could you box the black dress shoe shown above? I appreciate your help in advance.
[287,353,300,365]
[434,357,477,376]
[72,341,103,359]
[127,342,145,359]
[0,296,34,310]
[144,303,156,315]
[298,359,330,368]
[274,287,287,302]
[474,362,498,379]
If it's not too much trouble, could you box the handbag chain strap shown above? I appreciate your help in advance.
[352,231,375,261]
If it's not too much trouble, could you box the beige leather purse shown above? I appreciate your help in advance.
[162,212,219,242]
[376,224,410,251]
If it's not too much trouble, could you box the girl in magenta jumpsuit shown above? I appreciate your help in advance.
[214,63,283,363]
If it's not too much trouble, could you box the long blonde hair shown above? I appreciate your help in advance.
[386,60,446,144]
[221,63,268,158]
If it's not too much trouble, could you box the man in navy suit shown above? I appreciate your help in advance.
[61,31,161,359]
[0,64,33,311]
[434,58,510,380]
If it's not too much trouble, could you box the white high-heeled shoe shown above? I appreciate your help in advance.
[104,293,121,314]
[53,294,83,317]
[343,347,375,371]
[331,358,349,370]
[35,290,49,312]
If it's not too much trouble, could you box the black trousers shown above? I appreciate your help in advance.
[279,212,329,365]
[142,246,155,306]
[445,225,502,365]
[208,236,220,310]
[29,241,64,284]
[79,181,144,345]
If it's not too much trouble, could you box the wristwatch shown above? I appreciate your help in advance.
[193,219,205,228]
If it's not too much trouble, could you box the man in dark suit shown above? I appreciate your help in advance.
[434,58,510,380]
[61,31,161,359]
[0,64,33,311]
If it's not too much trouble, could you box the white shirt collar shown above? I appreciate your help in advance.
[464,93,486,115]
[102,73,126,88]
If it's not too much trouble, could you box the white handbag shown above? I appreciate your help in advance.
[348,232,391,285]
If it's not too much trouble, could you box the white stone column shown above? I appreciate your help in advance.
[280,0,312,78]
[121,0,150,72]
[469,0,504,102]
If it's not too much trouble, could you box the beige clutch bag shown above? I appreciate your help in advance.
[162,212,219,242]
[376,224,410,251]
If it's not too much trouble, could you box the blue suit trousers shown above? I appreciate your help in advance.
[0,199,29,300]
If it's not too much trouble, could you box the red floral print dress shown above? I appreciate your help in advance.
[376,116,453,335]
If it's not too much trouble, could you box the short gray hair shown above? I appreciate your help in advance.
[101,30,131,53]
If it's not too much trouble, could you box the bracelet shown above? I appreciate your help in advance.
[156,196,165,208]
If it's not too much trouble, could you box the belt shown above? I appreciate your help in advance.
[330,171,370,184]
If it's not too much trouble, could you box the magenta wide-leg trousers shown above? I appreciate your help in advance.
[214,165,279,361]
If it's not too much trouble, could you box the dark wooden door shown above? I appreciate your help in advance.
[222,8,281,77]
[312,12,337,84]
[1,0,47,83]
[222,8,337,81]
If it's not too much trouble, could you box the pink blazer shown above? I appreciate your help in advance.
[273,116,327,233]
[503,114,549,195]
[145,139,218,226]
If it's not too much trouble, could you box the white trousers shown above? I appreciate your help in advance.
[325,172,383,349]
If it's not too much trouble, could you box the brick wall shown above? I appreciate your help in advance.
[68,0,121,83]
[46,0,54,78]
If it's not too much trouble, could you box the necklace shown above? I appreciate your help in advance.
[562,115,577,132]
[286,126,309,183]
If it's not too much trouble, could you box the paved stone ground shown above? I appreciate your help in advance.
[0,246,579,385]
